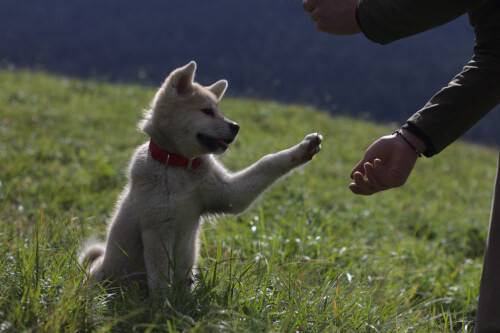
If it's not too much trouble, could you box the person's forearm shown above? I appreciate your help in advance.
[405,51,500,157]
[356,0,477,45]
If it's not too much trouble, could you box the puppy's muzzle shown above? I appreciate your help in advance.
[228,121,240,137]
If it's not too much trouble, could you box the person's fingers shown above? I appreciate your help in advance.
[309,10,318,21]
[348,182,364,195]
[302,0,316,12]
[348,172,366,195]
[363,162,386,192]
[315,20,329,33]
[373,158,384,171]
[350,181,373,195]
[351,170,375,195]
[350,159,367,179]
[309,8,329,32]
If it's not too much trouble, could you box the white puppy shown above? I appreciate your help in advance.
[80,61,322,292]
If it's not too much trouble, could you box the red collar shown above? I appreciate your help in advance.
[148,140,201,169]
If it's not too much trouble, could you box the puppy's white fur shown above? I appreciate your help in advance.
[80,61,322,291]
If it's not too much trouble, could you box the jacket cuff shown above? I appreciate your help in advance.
[355,5,375,42]
[401,123,437,157]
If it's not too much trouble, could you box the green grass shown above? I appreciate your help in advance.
[0,70,497,332]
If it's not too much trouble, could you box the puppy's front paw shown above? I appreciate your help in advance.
[299,133,323,161]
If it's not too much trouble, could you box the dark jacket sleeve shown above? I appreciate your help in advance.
[356,0,478,45]
[356,0,500,156]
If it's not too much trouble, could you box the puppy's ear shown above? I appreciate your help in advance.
[168,61,197,94]
[207,80,228,100]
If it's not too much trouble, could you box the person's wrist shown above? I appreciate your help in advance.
[399,128,427,154]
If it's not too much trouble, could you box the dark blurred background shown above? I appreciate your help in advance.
[1,0,498,145]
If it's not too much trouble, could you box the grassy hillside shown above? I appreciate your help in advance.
[0,70,497,332]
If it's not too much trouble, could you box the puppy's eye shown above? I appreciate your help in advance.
[201,108,214,116]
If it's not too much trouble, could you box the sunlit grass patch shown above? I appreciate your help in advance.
[0,70,496,331]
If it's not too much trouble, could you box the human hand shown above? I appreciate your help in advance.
[349,130,425,195]
[302,0,361,35]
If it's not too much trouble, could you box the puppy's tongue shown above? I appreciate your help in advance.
[219,140,229,148]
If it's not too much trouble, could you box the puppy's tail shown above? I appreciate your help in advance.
[78,242,105,268]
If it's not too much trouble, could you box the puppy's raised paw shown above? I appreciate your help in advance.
[300,133,323,161]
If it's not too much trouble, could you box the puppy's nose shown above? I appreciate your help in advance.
[229,122,240,134]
